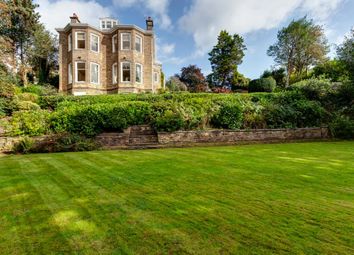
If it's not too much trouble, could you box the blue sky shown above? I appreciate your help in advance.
[36,0,354,79]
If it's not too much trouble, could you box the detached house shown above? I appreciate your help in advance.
[56,14,162,95]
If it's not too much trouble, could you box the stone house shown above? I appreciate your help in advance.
[56,14,162,95]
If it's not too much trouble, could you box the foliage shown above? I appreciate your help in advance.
[329,115,354,139]
[337,29,354,80]
[15,101,41,111]
[312,59,350,82]
[268,17,329,86]
[211,101,243,129]
[12,136,34,154]
[208,30,246,87]
[289,78,333,101]
[150,102,185,132]
[248,77,276,93]
[9,110,50,136]
[16,92,39,103]
[165,76,188,92]
[231,71,250,91]
[261,68,287,88]
[179,65,207,92]
[22,84,58,96]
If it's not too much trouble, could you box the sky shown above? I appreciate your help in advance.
[35,0,354,79]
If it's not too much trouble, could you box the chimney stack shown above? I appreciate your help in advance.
[70,13,80,24]
[146,17,154,31]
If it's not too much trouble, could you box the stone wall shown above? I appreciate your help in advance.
[157,128,330,146]
[0,127,330,152]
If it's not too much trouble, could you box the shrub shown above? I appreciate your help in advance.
[150,102,184,132]
[16,92,39,103]
[9,110,50,136]
[0,80,16,98]
[289,78,333,101]
[16,101,41,111]
[248,77,276,93]
[21,84,57,96]
[329,115,354,139]
[211,101,243,129]
[12,137,34,154]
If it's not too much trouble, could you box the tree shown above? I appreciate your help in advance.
[28,23,58,84]
[337,29,354,80]
[208,30,246,87]
[179,65,207,92]
[0,0,40,86]
[312,59,350,82]
[267,17,329,86]
[261,68,287,88]
[166,75,188,92]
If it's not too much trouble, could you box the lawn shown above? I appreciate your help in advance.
[0,142,353,254]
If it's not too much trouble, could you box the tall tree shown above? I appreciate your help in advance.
[28,23,58,83]
[267,17,329,86]
[179,65,207,92]
[0,0,40,85]
[337,29,354,80]
[208,30,246,87]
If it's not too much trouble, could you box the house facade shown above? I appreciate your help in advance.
[56,14,162,95]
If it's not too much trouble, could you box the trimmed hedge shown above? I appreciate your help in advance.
[248,77,276,93]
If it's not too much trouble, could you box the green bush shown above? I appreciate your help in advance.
[211,101,243,129]
[0,80,16,98]
[329,115,354,139]
[12,137,34,154]
[289,79,333,101]
[15,101,41,111]
[248,77,276,93]
[9,110,50,136]
[16,92,39,103]
[21,84,58,96]
[150,102,184,132]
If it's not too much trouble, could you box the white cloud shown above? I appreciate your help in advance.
[113,0,171,29]
[179,0,344,55]
[161,43,175,55]
[35,0,112,33]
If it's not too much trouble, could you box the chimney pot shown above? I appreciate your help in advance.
[70,13,80,24]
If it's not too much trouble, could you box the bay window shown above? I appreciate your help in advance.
[75,62,86,82]
[68,34,72,52]
[90,62,100,84]
[112,63,118,84]
[76,32,86,49]
[90,33,99,53]
[112,35,118,53]
[68,63,72,84]
[135,35,142,53]
[136,64,142,84]
[121,33,131,50]
[121,62,131,82]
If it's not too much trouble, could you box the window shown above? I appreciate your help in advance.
[90,34,99,53]
[68,63,72,84]
[90,63,100,84]
[112,63,118,84]
[121,33,131,50]
[154,72,159,83]
[68,34,72,52]
[113,21,117,26]
[101,21,106,29]
[135,35,142,53]
[76,32,86,49]
[121,62,131,82]
[75,62,86,82]
[112,35,118,53]
[136,64,142,83]
[106,21,112,29]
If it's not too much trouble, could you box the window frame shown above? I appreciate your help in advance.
[101,21,106,29]
[90,33,100,53]
[75,61,86,83]
[121,33,131,51]
[135,63,143,84]
[68,63,72,84]
[154,72,159,83]
[121,62,131,83]
[68,33,72,52]
[135,35,143,53]
[112,34,118,53]
[90,62,100,85]
[75,32,86,50]
[112,63,118,84]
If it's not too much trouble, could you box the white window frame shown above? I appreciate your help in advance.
[121,33,131,51]
[106,21,112,29]
[68,33,72,52]
[121,62,131,83]
[75,32,86,50]
[90,62,100,85]
[75,61,86,83]
[68,63,72,84]
[101,21,106,29]
[135,63,143,84]
[112,63,118,84]
[90,33,99,53]
[135,35,143,53]
[112,34,117,53]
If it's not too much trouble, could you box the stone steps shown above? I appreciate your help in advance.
[128,125,158,146]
